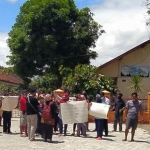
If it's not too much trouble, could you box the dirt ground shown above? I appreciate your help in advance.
[138,123,150,134]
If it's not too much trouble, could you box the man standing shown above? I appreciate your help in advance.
[123,92,143,142]
[19,90,28,137]
[100,92,110,136]
[26,89,39,141]
[111,93,125,132]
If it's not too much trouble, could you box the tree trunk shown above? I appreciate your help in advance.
[55,67,62,89]
[56,73,62,88]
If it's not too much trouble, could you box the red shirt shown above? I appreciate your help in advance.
[20,96,27,111]
[60,99,66,103]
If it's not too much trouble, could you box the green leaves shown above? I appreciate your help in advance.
[0,83,19,95]
[97,74,117,93]
[29,74,58,93]
[63,64,117,96]
[128,75,143,93]
[7,0,104,87]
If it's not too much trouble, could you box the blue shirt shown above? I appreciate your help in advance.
[114,99,125,115]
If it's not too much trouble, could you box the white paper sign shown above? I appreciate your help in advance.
[89,102,110,119]
[60,100,88,124]
[2,96,19,111]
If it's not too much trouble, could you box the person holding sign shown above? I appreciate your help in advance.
[54,91,69,136]
[2,94,12,134]
[100,92,110,136]
[0,97,3,126]
[76,94,87,137]
[41,94,57,143]
[94,97,104,140]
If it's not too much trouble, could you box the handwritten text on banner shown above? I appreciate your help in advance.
[60,100,88,124]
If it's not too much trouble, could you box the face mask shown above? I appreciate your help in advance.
[118,96,121,99]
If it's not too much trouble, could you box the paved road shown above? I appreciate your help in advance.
[0,118,150,150]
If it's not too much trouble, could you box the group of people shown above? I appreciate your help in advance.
[19,89,92,142]
[110,92,143,141]
[0,89,143,143]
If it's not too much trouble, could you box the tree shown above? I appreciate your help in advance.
[7,0,104,88]
[0,83,19,95]
[128,75,143,93]
[0,84,8,94]
[29,74,58,93]
[97,74,118,94]
[64,64,99,95]
[63,64,117,96]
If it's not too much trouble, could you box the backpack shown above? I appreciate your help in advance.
[42,102,52,120]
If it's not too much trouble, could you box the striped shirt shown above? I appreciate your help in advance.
[126,100,142,119]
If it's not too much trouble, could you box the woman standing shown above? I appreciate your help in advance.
[35,94,44,136]
[53,97,59,134]
[41,94,57,142]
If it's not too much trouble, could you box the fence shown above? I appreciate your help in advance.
[12,97,150,121]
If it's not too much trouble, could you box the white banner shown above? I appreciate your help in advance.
[2,96,19,111]
[60,100,88,124]
[89,102,110,119]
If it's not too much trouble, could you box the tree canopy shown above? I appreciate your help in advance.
[63,64,118,96]
[29,74,58,93]
[7,0,104,87]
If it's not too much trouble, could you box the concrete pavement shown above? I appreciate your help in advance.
[0,118,150,150]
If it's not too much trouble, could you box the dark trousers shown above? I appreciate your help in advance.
[73,123,77,132]
[59,118,67,134]
[113,113,123,131]
[3,111,11,133]
[54,113,59,132]
[103,119,108,136]
[77,123,86,136]
[42,124,53,140]
[95,119,98,130]
[36,114,42,134]
[96,119,104,137]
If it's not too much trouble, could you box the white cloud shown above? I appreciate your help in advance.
[7,0,17,3]
[0,33,9,67]
[0,0,149,68]
[90,0,149,66]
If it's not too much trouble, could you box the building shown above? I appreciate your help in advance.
[0,68,22,95]
[98,40,150,99]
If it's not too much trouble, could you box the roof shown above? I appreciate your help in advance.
[0,73,22,85]
[98,40,150,69]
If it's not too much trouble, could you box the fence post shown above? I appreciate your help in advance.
[148,92,150,122]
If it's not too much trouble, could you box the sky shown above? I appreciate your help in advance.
[0,0,149,67]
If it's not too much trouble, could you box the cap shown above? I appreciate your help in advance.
[30,89,36,93]
[22,90,28,93]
